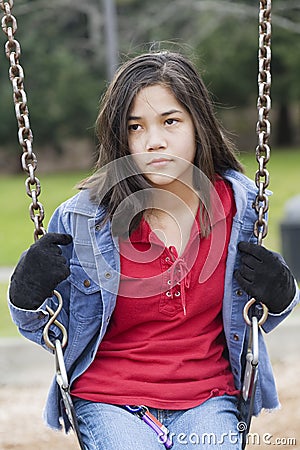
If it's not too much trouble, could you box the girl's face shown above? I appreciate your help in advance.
[127,84,197,190]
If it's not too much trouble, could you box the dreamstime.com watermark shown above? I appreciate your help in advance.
[158,422,297,446]
[244,433,297,447]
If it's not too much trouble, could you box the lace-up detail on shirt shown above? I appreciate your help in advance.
[165,246,191,316]
[71,178,239,410]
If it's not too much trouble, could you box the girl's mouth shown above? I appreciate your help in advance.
[147,158,172,167]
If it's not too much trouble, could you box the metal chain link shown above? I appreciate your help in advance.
[244,1,272,332]
[0,5,81,444]
[241,5,272,440]
[1,0,46,241]
[1,0,69,348]
[253,0,272,245]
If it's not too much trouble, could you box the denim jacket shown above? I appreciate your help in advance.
[9,169,300,431]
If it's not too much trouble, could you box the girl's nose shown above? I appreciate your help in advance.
[146,128,167,151]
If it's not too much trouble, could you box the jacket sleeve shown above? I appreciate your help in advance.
[8,202,73,352]
[262,280,300,333]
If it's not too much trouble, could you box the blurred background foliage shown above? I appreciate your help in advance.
[0,0,300,173]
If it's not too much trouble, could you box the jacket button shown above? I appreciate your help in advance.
[104,272,112,279]
[211,388,220,396]
[233,333,239,341]
[236,289,243,296]
[83,279,91,287]
[95,224,101,231]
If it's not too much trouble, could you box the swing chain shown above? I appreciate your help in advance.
[241,5,272,446]
[253,0,272,246]
[246,0,272,325]
[244,0,272,363]
[1,0,46,241]
[2,4,84,448]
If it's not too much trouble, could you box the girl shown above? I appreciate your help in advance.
[9,51,299,450]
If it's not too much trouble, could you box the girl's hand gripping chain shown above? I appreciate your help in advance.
[9,233,72,310]
[234,241,296,313]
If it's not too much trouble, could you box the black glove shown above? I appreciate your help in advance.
[10,233,72,310]
[234,241,296,314]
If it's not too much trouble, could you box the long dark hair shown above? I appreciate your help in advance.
[79,51,243,236]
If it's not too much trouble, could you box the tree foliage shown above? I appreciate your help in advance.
[0,0,299,156]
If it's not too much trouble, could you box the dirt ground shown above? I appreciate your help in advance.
[0,306,299,450]
[0,359,299,450]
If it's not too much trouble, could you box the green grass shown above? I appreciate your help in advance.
[0,170,90,266]
[239,147,300,252]
[1,149,299,266]
[1,149,300,337]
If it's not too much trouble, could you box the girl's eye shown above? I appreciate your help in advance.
[128,123,141,132]
[165,118,178,126]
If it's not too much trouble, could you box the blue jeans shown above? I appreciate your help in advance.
[73,395,243,449]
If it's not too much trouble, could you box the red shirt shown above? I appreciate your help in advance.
[71,179,239,408]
